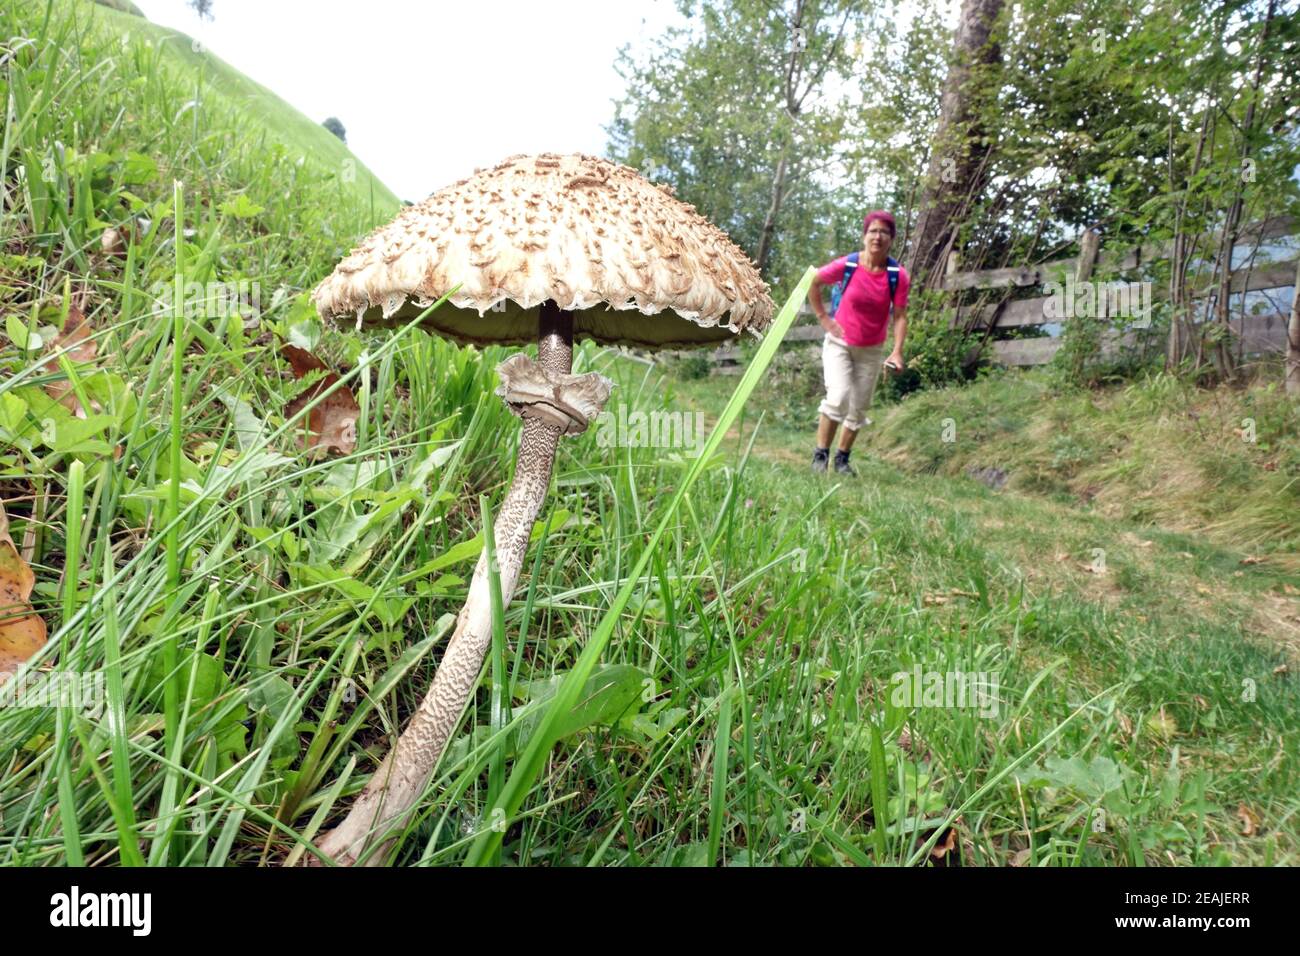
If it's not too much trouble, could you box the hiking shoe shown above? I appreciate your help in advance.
[833,451,856,476]
[811,447,829,473]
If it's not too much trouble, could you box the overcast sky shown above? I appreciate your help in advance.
[132,0,687,201]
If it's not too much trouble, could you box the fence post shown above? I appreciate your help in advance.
[1075,228,1101,287]
[945,249,961,329]
[1065,228,1101,378]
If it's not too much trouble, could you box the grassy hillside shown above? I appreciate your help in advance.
[84,0,397,209]
[0,0,1296,868]
[874,370,1300,562]
[672,348,1300,561]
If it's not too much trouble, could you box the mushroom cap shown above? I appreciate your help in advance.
[313,153,774,349]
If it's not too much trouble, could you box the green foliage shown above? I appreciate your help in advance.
[672,351,713,380]
[322,116,347,143]
[882,312,984,401]
[607,0,874,300]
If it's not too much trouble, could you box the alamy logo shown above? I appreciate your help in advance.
[49,886,151,936]
[1042,277,1152,327]
[890,666,1000,718]
[594,404,706,454]
[148,279,260,319]
[0,670,103,716]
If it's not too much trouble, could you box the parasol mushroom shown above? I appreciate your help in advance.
[305,152,774,866]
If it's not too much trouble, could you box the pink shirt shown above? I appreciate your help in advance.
[817,255,910,347]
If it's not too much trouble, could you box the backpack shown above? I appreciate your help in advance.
[830,252,901,317]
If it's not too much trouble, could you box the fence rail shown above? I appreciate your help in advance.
[950,215,1297,365]
[941,215,1295,293]
[990,313,1291,366]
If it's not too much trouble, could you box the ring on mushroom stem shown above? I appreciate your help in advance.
[299,153,773,866]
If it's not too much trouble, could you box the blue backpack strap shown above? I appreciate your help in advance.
[831,251,859,317]
[886,256,900,311]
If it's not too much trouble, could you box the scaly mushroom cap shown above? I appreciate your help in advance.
[313,152,774,348]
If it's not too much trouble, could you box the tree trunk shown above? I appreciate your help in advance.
[1167,108,1212,371]
[905,0,1004,287]
[1287,256,1300,395]
[755,0,806,275]
[753,0,852,275]
[755,149,789,275]
[1209,0,1275,382]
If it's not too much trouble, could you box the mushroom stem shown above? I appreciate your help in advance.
[305,304,609,867]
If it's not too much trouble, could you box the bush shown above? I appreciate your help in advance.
[882,291,985,401]
[322,117,347,143]
[675,351,712,380]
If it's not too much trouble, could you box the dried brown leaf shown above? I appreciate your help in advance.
[281,345,359,457]
[40,299,100,417]
[930,826,958,862]
[0,500,47,681]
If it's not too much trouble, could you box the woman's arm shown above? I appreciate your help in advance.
[808,276,845,338]
[887,307,907,369]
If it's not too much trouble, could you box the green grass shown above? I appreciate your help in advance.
[84,0,396,209]
[872,368,1300,561]
[1,0,1297,867]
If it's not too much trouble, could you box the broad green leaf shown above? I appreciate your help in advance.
[514,664,648,745]
[121,151,158,184]
[6,314,40,350]
[219,194,265,219]
[0,393,29,434]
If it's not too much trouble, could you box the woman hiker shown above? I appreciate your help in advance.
[808,210,910,475]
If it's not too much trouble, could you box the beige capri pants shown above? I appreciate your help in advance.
[819,333,885,432]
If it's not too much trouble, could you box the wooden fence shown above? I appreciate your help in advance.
[944,215,1297,366]
[704,215,1297,372]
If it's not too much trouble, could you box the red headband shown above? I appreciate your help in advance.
[863,211,896,238]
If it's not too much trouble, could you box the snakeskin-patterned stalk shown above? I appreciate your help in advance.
[305,306,610,866]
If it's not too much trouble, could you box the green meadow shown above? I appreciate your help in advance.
[0,0,1295,867]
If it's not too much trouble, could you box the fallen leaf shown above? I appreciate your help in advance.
[1240,556,1264,566]
[922,592,948,606]
[1273,663,1289,676]
[1236,804,1259,837]
[0,499,47,682]
[40,298,100,418]
[1009,847,1032,867]
[100,227,127,258]
[930,826,958,862]
[281,345,359,457]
